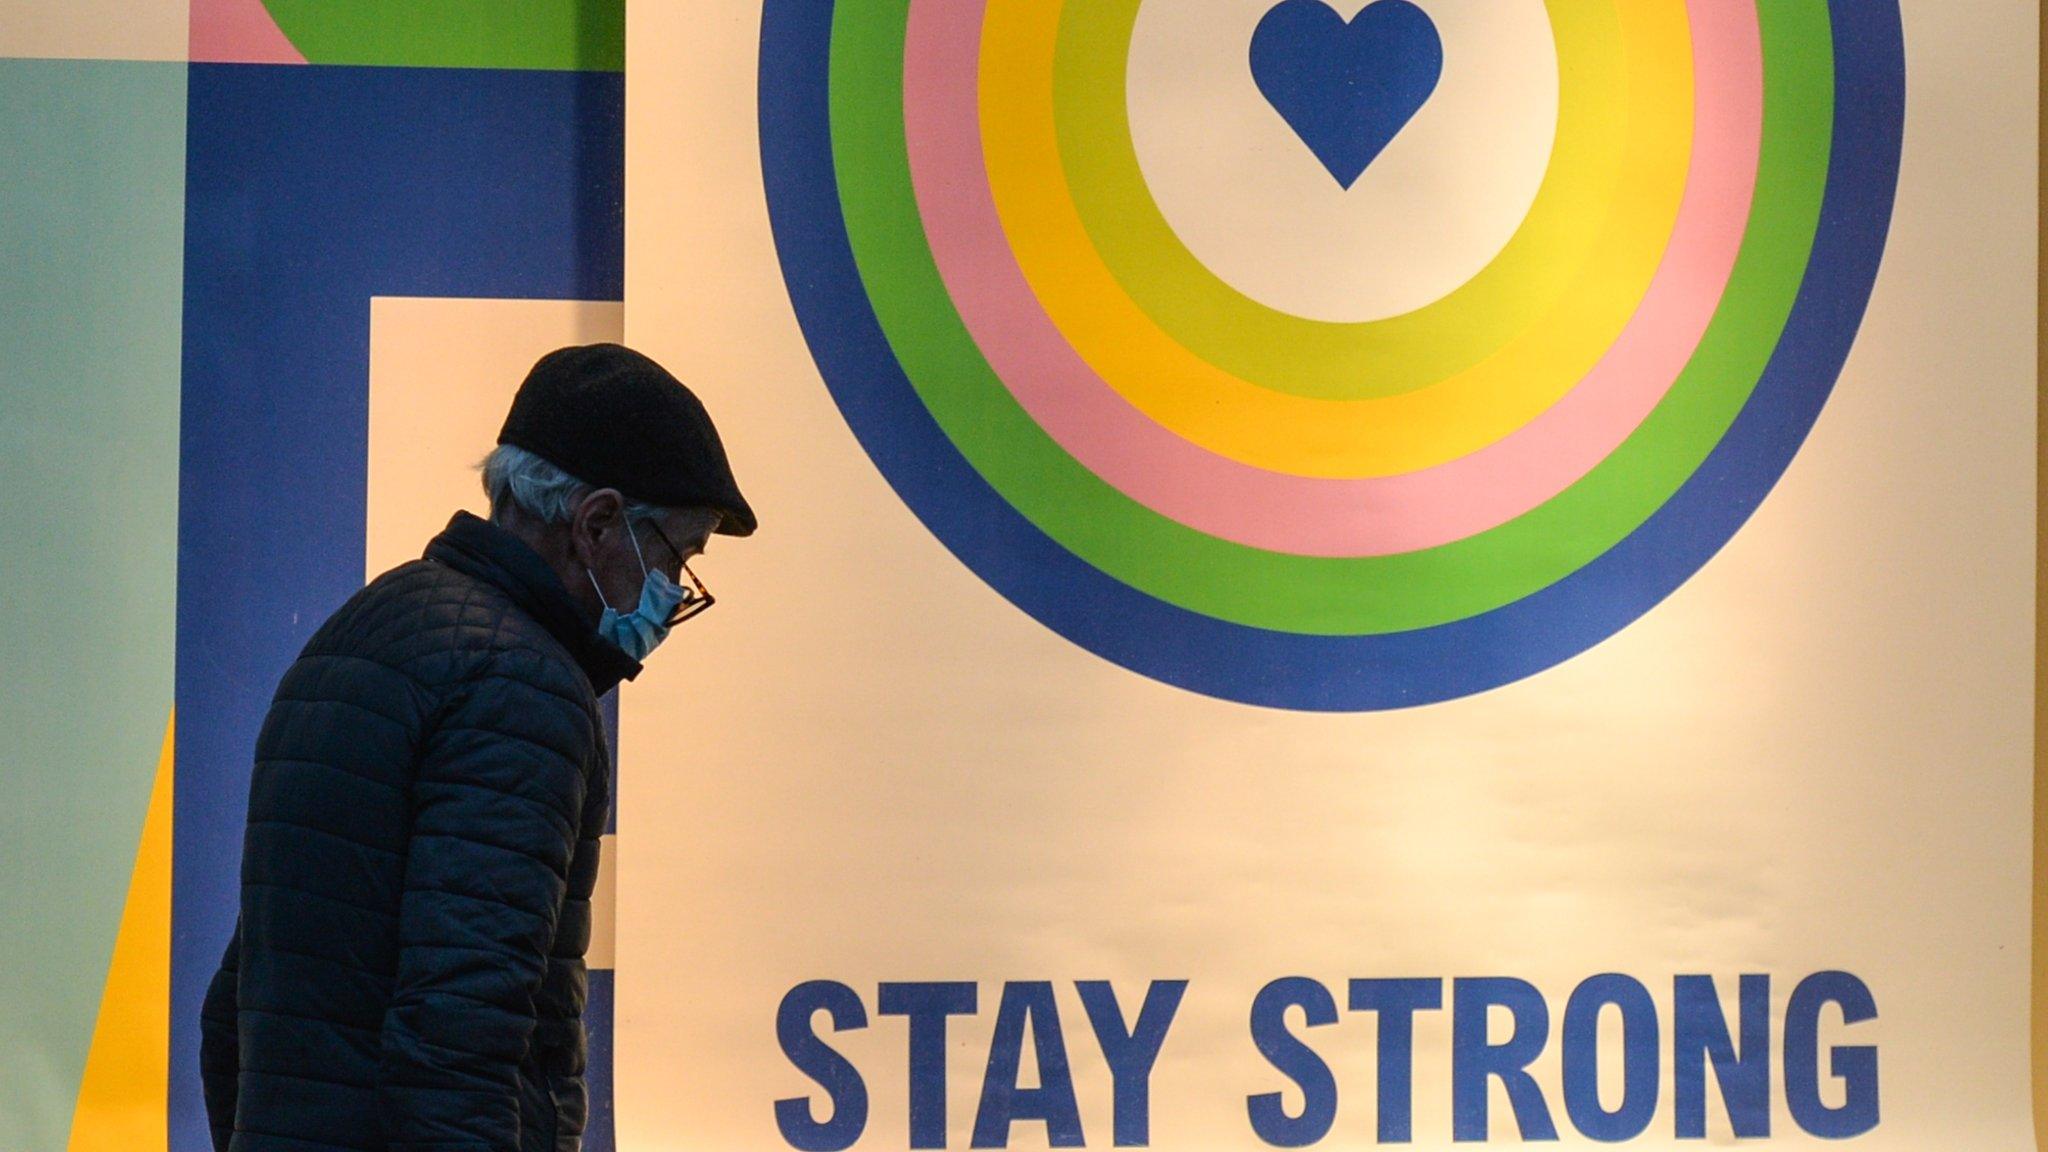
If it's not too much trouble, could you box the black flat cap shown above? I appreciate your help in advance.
[498,343,756,536]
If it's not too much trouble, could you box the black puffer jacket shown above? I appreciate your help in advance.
[199,511,636,1152]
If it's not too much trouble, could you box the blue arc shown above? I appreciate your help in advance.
[757,1,1903,712]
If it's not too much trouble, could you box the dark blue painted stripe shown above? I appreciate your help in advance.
[176,62,623,1151]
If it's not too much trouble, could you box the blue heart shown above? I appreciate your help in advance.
[1249,0,1443,189]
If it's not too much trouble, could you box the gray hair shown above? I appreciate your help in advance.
[479,443,665,527]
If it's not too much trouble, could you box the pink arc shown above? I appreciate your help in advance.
[901,0,1761,558]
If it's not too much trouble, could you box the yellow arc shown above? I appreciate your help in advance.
[980,0,1695,477]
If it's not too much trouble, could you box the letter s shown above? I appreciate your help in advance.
[1246,977,1339,1147]
[776,980,870,1150]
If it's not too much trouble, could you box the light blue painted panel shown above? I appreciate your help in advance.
[0,58,184,1150]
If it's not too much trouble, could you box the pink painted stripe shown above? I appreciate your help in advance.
[902,0,1760,558]
[190,0,306,64]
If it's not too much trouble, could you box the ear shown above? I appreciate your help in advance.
[568,488,628,569]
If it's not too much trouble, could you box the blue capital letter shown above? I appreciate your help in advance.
[1078,980,1187,1147]
[1348,978,1443,1143]
[776,981,869,1151]
[1785,971,1878,1138]
[1247,977,1339,1147]
[1674,974,1770,1138]
[973,982,1085,1148]
[1452,977,1558,1143]
[1561,974,1658,1142]
[878,982,978,1149]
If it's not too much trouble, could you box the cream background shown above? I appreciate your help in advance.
[619,1,2038,1147]
[0,0,189,62]
[366,295,625,969]
[366,296,626,579]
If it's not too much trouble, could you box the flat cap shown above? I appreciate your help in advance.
[498,343,756,536]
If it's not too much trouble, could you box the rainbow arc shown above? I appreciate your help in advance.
[760,0,1906,710]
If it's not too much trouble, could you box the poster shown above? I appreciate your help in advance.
[621,1,2039,1148]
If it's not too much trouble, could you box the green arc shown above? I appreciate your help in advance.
[259,0,625,71]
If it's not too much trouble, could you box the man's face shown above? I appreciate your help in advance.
[637,508,720,589]
[582,501,721,629]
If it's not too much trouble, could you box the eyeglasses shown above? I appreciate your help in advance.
[645,519,717,627]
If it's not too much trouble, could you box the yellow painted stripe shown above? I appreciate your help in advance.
[67,712,172,1152]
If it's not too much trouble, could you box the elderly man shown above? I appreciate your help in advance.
[198,344,753,1152]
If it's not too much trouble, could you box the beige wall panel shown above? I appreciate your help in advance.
[620,2,2039,1148]
[0,0,189,62]
[366,296,624,577]
[365,294,627,982]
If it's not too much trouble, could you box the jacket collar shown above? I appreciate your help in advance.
[423,510,642,696]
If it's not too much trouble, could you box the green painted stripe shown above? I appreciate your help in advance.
[261,0,624,71]
[829,0,1830,636]
[0,59,184,1151]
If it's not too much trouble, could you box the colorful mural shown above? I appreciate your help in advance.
[3,2,2042,1150]
[625,0,2037,1146]
[0,5,625,1150]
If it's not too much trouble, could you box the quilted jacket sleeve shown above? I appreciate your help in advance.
[377,649,596,1151]
[198,920,241,1152]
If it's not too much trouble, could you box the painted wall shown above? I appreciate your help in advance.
[622,0,2040,1148]
[0,53,184,1152]
[3,1,2042,1150]
[0,5,625,1150]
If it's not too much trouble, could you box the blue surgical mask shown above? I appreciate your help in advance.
[587,522,687,661]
